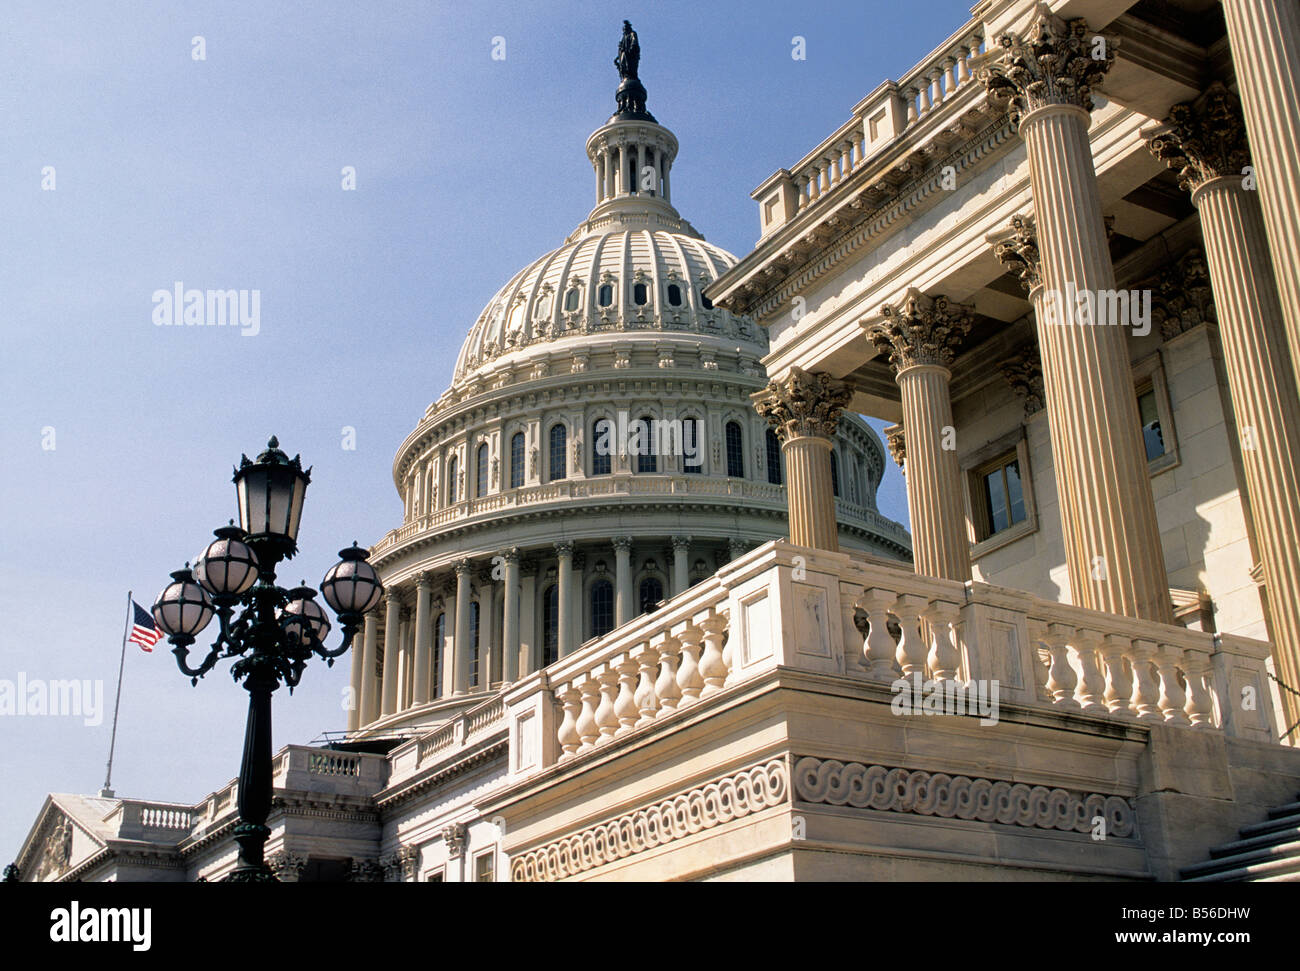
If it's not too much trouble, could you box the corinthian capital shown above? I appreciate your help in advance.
[988,213,1041,293]
[883,424,906,468]
[1000,343,1045,416]
[750,367,852,443]
[977,6,1115,128]
[867,289,974,371]
[1145,82,1250,194]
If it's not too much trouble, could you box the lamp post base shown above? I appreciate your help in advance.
[220,821,278,882]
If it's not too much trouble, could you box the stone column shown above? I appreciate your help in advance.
[866,290,973,581]
[502,548,521,684]
[671,536,690,596]
[613,537,633,626]
[347,622,364,732]
[662,157,671,202]
[439,576,457,699]
[360,609,380,726]
[1221,0,1300,394]
[397,610,411,711]
[453,560,473,695]
[979,11,1173,622]
[752,367,852,551]
[478,567,497,688]
[411,572,433,707]
[380,590,402,718]
[556,542,575,657]
[1147,84,1300,723]
[519,559,537,676]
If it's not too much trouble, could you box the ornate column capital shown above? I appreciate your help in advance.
[1145,82,1251,194]
[554,541,575,559]
[728,538,749,560]
[384,587,404,606]
[671,535,692,554]
[867,289,974,371]
[442,822,468,858]
[1000,343,1045,416]
[501,546,521,566]
[454,558,474,578]
[414,570,435,590]
[347,858,384,883]
[520,557,538,578]
[883,423,906,467]
[1150,248,1217,340]
[266,851,307,882]
[989,213,1042,293]
[976,6,1115,127]
[750,367,852,443]
[611,535,634,555]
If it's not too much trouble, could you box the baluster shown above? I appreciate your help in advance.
[930,67,945,107]
[557,685,581,759]
[614,656,639,732]
[576,678,600,752]
[956,45,972,85]
[1074,630,1108,713]
[918,79,932,115]
[1181,648,1215,728]
[676,625,705,705]
[807,168,820,202]
[1155,645,1191,725]
[894,594,928,678]
[1027,621,1054,702]
[861,588,899,679]
[633,642,660,727]
[945,56,958,94]
[655,635,682,711]
[595,669,619,743]
[840,582,866,673]
[906,86,919,124]
[923,600,962,684]
[698,611,729,696]
[1129,639,1163,721]
[1101,633,1135,717]
[1045,623,1080,709]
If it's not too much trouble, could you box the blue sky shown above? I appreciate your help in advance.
[0,0,974,861]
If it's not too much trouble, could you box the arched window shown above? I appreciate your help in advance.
[831,450,840,498]
[633,282,648,305]
[598,284,614,307]
[699,288,713,310]
[639,576,664,615]
[564,288,581,312]
[591,419,612,476]
[447,456,459,504]
[683,418,703,474]
[766,428,783,485]
[469,600,481,688]
[510,432,525,489]
[549,423,567,481]
[725,421,745,478]
[432,613,445,699]
[666,283,683,307]
[591,580,614,638]
[476,443,489,498]
[542,584,559,667]
[636,416,657,473]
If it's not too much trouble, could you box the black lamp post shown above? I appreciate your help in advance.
[151,437,383,882]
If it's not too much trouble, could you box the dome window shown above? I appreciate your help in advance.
[598,284,614,307]
[726,421,745,478]
[564,288,581,312]
[549,423,568,481]
[633,283,648,306]
[510,432,525,489]
[699,289,713,310]
[666,284,682,307]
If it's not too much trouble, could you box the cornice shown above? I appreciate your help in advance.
[375,739,508,811]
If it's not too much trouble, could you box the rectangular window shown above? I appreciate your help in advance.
[976,454,1026,540]
[426,869,444,882]
[474,850,495,883]
[1137,386,1166,462]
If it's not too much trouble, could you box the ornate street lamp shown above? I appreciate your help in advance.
[151,437,383,882]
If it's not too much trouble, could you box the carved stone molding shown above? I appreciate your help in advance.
[883,423,906,467]
[1000,343,1045,416]
[1148,249,1217,340]
[990,213,1042,293]
[977,6,1115,128]
[266,851,307,882]
[867,289,974,371]
[751,367,852,442]
[348,858,384,883]
[510,758,788,882]
[670,535,692,554]
[1145,83,1250,194]
[442,822,468,858]
[792,757,1136,837]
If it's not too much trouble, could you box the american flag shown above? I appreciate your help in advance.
[127,600,163,652]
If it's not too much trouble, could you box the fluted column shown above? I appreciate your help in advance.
[347,623,364,732]
[613,537,633,626]
[478,567,496,688]
[752,368,852,551]
[453,560,473,695]
[671,536,690,596]
[439,576,456,698]
[360,609,380,726]
[502,549,520,684]
[979,11,1173,622]
[1221,0,1300,395]
[519,560,536,676]
[380,589,402,717]
[397,609,411,710]
[866,290,973,581]
[1147,84,1300,724]
[411,572,433,707]
[556,542,575,657]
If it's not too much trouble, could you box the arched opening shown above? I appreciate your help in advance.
[766,428,784,485]
[639,576,664,615]
[476,442,489,498]
[591,418,612,476]
[510,432,525,489]
[542,584,559,667]
[725,421,745,478]
[591,579,614,638]
[549,423,567,481]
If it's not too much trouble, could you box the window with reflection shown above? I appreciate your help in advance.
[639,576,664,615]
[766,428,783,485]
[725,421,744,478]
[447,456,459,504]
[510,432,525,489]
[591,580,614,638]
[542,584,559,667]
[476,443,489,498]
[636,416,657,473]
[592,419,612,476]
[683,418,703,474]
[549,423,567,481]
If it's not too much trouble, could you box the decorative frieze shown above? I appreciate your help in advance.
[751,367,852,442]
[792,757,1136,837]
[867,289,974,371]
[510,758,788,882]
[977,9,1116,127]
[1145,83,1250,194]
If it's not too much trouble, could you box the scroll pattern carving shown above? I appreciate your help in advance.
[510,758,788,882]
[751,367,852,442]
[792,757,1136,837]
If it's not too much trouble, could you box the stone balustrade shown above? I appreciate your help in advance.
[106,800,195,841]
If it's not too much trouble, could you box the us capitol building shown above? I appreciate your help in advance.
[16,0,1300,882]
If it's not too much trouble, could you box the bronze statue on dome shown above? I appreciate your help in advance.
[611,20,655,123]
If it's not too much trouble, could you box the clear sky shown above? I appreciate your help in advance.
[0,0,975,862]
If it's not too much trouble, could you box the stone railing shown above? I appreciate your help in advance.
[500,541,1281,787]
[106,800,196,841]
[393,695,509,777]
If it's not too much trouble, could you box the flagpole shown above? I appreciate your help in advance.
[100,591,132,798]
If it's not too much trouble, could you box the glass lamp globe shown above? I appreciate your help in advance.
[320,543,384,617]
[194,524,260,601]
[153,568,215,640]
[281,586,331,647]
[233,437,311,558]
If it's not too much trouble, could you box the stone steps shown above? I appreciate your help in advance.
[1181,794,1300,882]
